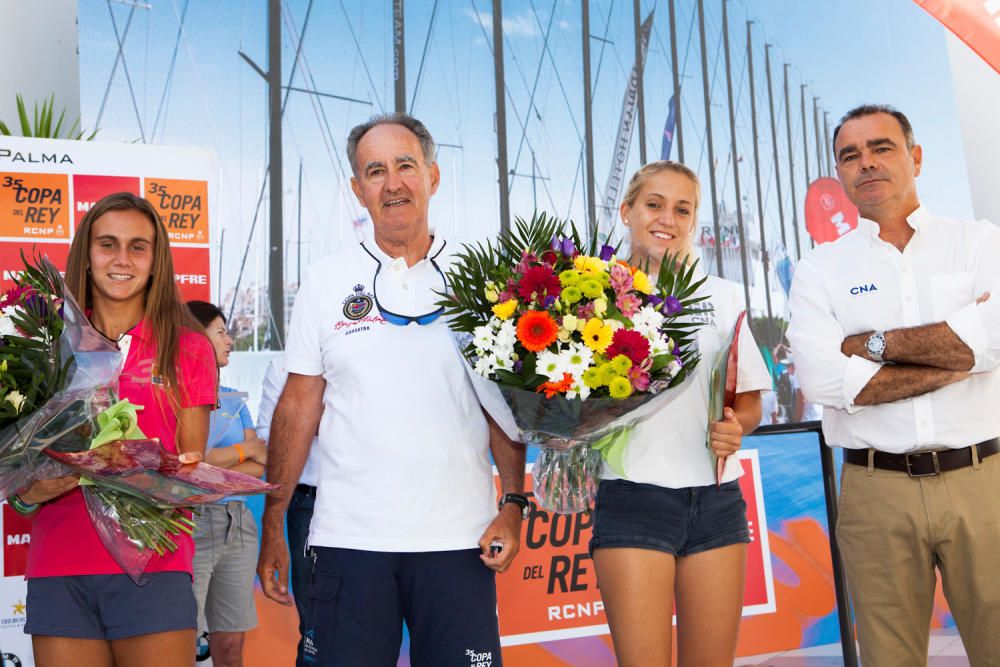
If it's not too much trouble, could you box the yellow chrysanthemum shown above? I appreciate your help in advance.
[492,299,518,320]
[593,298,608,317]
[582,318,613,353]
[632,269,654,295]
[562,286,583,305]
[582,366,605,389]
[559,269,582,287]
[574,255,608,275]
[608,376,633,399]
[610,354,632,375]
[579,278,604,299]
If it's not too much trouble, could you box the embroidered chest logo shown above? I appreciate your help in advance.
[342,284,374,320]
[850,283,878,295]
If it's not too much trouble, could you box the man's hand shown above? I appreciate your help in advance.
[257,515,293,606]
[18,475,79,505]
[840,332,870,360]
[478,504,523,573]
[709,407,744,459]
[245,436,268,465]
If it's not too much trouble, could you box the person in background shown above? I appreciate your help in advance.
[255,353,321,667]
[15,192,216,667]
[186,300,266,667]
[590,161,771,667]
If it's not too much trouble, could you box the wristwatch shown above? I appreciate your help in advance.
[498,493,530,518]
[865,330,887,362]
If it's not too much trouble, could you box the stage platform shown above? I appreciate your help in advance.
[737,627,968,666]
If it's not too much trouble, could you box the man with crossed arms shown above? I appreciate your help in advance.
[788,104,1000,666]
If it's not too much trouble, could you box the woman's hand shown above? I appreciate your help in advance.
[709,407,744,459]
[245,436,268,465]
[18,475,80,505]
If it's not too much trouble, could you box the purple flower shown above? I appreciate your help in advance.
[599,244,615,261]
[543,294,557,309]
[672,345,681,356]
[647,295,664,310]
[561,237,577,257]
[663,296,682,315]
[550,236,561,253]
[513,360,524,374]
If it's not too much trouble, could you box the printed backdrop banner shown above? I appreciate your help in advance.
[0,136,217,667]
[0,136,217,302]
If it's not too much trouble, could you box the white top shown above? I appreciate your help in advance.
[284,234,495,552]
[604,272,772,488]
[256,354,321,488]
[787,206,1000,453]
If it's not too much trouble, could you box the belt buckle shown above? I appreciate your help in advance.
[905,451,941,477]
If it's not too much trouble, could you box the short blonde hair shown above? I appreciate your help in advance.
[621,160,700,213]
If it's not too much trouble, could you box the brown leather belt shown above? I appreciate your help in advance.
[844,438,999,477]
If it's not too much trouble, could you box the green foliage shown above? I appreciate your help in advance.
[0,94,98,140]
[0,253,71,426]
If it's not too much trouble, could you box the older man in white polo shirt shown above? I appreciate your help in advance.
[788,104,1000,666]
[257,113,527,667]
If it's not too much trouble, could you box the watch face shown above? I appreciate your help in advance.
[867,334,885,354]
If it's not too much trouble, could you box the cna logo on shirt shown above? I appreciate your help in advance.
[850,283,878,295]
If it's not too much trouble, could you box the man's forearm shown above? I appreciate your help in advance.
[854,364,968,406]
[842,322,974,371]
[486,414,525,496]
[263,377,324,518]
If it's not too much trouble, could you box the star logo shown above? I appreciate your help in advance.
[11,600,25,615]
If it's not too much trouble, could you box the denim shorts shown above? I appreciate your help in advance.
[589,478,750,557]
[25,572,196,640]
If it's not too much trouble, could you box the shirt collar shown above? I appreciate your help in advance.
[361,230,445,268]
[857,204,928,246]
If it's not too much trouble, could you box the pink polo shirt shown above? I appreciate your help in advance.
[26,319,217,578]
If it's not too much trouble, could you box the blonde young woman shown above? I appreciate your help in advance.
[590,161,771,666]
[14,192,217,667]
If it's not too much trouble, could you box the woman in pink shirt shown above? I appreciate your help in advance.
[11,192,217,667]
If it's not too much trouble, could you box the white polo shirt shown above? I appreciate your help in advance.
[284,234,495,552]
[787,207,1000,453]
[603,271,772,488]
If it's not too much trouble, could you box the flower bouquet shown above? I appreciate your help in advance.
[441,213,707,513]
[0,254,276,580]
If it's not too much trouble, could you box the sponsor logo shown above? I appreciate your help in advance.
[342,284,374,320]
[303,628,317,663]
[0,148,73,164]
[0,599,26,629]
[850,283,878,295]
[1,653,22,666]
[465,649,493,667]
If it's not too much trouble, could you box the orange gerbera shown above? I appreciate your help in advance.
[536,372,574,399]
[516,310,559,352]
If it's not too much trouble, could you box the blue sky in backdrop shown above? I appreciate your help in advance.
[77,0,971,306]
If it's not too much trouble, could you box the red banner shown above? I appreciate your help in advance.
[914,0,1000,74]
[73,174,142,229]
[0,241,69,292]
[805,177,860,245]
[172,246,213,301]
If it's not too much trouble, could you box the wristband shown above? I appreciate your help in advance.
[8,494,40,515]
[234,443,246,464]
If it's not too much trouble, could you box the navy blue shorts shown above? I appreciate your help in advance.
[24,572,196,640]
[589,478,750,557]
[304,547,502,667]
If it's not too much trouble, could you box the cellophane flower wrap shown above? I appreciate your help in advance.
[0,254,276,582]
[440,214,706,513]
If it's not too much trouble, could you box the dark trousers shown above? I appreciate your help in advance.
[287,483,316,667]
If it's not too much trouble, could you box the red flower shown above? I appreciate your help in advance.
[516,310,559,352]
[536,372,574,399]
[606,329,651,365]
[516,265,561,304]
